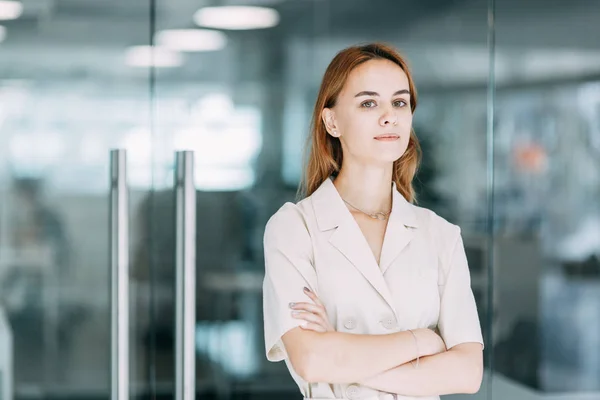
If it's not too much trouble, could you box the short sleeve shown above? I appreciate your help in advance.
[437,225,485,350]
[262,203,318,362]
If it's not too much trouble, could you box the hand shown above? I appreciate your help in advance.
[289,286,335,333]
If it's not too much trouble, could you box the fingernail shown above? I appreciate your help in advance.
[291,310,300,315]
[289,302,295,308]
[303,287,311,293]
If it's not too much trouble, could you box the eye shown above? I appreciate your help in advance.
[360,100,376,108]
[393,99,408,107]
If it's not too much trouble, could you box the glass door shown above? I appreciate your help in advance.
[0,0,156,398]
[148,2,307,398]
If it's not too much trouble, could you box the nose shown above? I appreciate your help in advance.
[379,108,398,126]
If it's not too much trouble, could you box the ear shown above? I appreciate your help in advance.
[321,108,340,138]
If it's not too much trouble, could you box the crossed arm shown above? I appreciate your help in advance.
[282,288,483,397]
[359,342,483,396]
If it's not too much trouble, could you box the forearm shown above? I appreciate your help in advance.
[359,348,483,396]
[301,330,422,383]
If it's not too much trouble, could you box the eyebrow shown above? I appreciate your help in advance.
[354,89,410,97]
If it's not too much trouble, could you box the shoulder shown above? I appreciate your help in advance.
[408,203,462,250]
[263,198,315,257]
[264,197,313,234]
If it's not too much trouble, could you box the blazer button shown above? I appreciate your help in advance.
[343,318,357,330]
[346,384,361,399]
[380,316,397,330]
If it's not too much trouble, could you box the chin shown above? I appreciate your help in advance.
[372,150,407,164]
[378,146,408,163]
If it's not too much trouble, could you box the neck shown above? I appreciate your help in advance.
[333,163,393,215]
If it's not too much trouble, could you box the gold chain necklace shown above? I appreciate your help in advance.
[342,198,391,221]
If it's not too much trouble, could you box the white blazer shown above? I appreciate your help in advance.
[263,177,484,400]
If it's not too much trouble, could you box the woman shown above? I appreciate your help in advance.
[262,43,484,400]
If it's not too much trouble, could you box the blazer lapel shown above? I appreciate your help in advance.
[311,177,397,311]
[328,219,396,310]
[379,185,419,274]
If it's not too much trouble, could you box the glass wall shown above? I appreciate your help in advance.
[491,0,600,395]
[0,0,598,399]
[0,0,154,397]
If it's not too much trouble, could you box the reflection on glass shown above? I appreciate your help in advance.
[154,29,228,53]
[0,0,23,21]
[0,1,153,396]
[193,6,280,30]
[493,1,600,395]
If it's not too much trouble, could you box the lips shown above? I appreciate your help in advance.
[374,134,400,140]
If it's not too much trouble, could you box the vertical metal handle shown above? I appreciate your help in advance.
[175,151,196,400]
[0,307,13,400]
[110,150,129,400]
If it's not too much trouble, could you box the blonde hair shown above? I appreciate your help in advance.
[298,42,421,203]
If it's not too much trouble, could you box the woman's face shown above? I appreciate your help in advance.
[322,59,413,165]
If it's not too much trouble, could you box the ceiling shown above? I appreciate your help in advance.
[0,0,599,87]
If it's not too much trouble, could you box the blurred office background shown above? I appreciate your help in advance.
[0,0,599,399]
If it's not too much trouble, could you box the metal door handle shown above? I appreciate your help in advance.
[175,151,196,400]
[110,149,129,400]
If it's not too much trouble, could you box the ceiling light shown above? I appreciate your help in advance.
[0,25,6,43]
[125,45,184,68]
[0,1,23,21]
[155,29,227,52]
[193,6,280,30]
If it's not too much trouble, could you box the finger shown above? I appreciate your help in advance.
[290,302,325,315]
[292,310,326,326]
[299,322,326,333]
[292,303,328,324]
[292,311,329,333]
[303,287,325,307]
